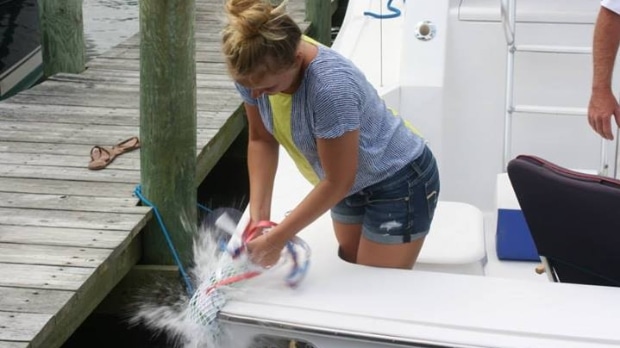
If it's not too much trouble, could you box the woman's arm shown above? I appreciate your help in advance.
[270,129,359,243]
[245,102,279,222]
[247,129,359,267]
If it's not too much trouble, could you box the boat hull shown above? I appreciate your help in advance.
[0,0,42,99]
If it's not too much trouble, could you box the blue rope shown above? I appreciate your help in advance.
[364,0,404,19]
[134,184,195,296]
[197,203,212,214]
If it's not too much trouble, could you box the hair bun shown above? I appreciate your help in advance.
[225,0,272,38]
[222,0,298,78]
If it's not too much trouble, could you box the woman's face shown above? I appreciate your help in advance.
[238,59,302,97]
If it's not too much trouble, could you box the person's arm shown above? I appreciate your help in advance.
[244,102,279,222]
[246,129,359,267]
[589,6,620,140]
[245,68,363,267]
[269,129,359,241]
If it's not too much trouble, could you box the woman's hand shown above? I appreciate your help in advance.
[245,230,286,268]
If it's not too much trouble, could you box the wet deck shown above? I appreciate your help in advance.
[0,1,308,347]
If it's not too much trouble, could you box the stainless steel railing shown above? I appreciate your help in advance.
[499,0,618,177]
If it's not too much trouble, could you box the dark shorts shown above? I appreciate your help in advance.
[330,146,440,244]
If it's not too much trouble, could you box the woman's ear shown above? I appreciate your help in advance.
[295,51,304,66]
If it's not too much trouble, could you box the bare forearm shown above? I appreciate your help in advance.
[593,7,620,92]
[270,178,351,244]
[248,139,279,221]
[268,130,359,245]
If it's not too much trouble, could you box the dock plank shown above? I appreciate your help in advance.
[0,192,146,213]
[0,103,233,127]
[0,164,141,183]
[0,288,73,314]
[0,243,110,268]
[0,178,136,198]
[0,264,94,291]
[0,151,140,170]
[0,207,147,231]
[0,342,29,348]
[0,312,53,343]
[0,226,128,249]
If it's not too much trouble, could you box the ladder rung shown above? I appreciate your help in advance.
[512,105,587,116]
[514,45,591,54]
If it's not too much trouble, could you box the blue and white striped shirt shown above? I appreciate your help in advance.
[236,44,426,195]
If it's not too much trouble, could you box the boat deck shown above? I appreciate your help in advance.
[0,1,310,347]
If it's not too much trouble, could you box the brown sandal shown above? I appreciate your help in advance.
[88,146,114,170]
[88,136,140,170]
[110,136,140,156]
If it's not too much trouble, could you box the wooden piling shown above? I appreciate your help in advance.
[37,0,86,77]
[305,0,332,45]
[139,0,197,266]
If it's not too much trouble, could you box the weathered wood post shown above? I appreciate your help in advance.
[37,0,86,77]
[140,0,197,266]
[305,0,332,45]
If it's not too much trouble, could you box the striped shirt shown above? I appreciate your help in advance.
[235,43,426,196]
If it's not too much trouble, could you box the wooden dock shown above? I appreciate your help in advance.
[0,0,311,347]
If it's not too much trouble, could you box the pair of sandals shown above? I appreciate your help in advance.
[88,136,140,170]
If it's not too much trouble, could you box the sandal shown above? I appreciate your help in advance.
[88,136,140,170]
[88,146,114,170]
[110,136,140,156]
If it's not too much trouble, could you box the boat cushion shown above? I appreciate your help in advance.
[495,173,539,261]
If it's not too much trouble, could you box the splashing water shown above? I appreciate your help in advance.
[128,208,253,348]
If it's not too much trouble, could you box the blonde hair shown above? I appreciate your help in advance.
[222,0,302,80]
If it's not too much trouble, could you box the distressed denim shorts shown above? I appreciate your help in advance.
[331,146,440,244]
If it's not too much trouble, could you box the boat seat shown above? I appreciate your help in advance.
[278,200,486,276]
[414,201,486,275]
[507,155,620,287]
[269,148,486,275]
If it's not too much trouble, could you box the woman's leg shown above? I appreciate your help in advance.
[353,147,438,269]
[333,220,362,263]
[357,236,426,269]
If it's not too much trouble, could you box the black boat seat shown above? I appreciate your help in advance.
[507,155,620,287]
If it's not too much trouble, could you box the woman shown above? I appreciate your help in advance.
[222,0,439,269]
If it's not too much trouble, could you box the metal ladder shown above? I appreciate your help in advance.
[500,0,619,177]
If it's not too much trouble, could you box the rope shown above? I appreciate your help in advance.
[364,0,404,19]
[197,203,212,214]
[134,184,196,296]
[203,270,262,295]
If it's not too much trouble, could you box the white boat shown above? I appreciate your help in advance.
[217,1,620,347]
[0,0,43,100]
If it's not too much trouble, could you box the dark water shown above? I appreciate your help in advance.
[0,0,138,74]
[0,0,39,74]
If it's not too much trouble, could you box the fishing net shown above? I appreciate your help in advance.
[187,219,311,338]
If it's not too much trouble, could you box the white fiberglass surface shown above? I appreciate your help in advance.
[221,149,620,348]
[329,0,616,282]
[332,0,612,212]
[331,0,405,91]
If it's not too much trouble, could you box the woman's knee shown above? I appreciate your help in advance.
[357,236,426,269]
[333,221,362,263]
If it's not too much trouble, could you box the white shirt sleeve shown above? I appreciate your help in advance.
[602,0,620,15]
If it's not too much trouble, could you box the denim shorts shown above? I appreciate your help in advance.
[331,146,440,244]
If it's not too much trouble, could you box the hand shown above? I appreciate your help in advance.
[245,231,286,269]
[588,89,620,140]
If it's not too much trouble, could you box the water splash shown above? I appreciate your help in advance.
[128,208,250,348]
